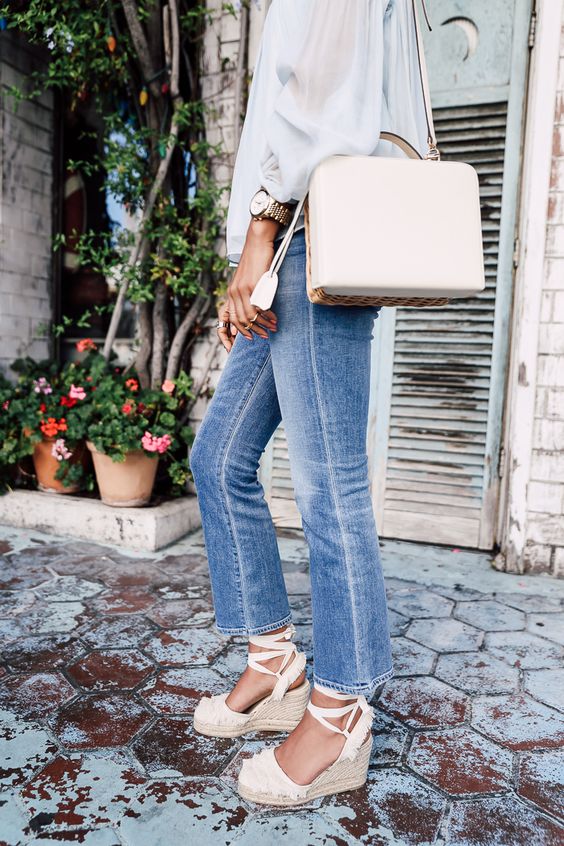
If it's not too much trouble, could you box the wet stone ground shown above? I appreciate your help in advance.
[0,525,563,845]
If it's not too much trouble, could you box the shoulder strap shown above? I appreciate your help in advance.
[412,0,440,160]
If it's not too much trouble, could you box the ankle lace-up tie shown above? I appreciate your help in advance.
[247,624,306,702]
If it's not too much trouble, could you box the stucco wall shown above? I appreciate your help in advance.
[0,34,55,377]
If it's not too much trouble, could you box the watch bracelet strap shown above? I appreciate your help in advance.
[261,198,293,226]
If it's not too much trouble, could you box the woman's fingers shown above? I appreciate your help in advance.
[226,284,279,341]
[217,324,232,353]
[260,309,277,325]
[238,288,277,338]
[228,292,253,340]
[217,301,234,353]
[255,309,277,331]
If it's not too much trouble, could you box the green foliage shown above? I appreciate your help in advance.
[3,0,230,381]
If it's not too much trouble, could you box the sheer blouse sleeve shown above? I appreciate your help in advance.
[259,0,388,203]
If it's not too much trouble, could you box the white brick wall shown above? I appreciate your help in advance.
[524,19,564,575]
[0,34,54,377]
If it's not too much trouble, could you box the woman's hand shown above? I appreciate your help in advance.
[226,218,280,347]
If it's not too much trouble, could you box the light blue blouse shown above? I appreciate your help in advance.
[226,0,430,264]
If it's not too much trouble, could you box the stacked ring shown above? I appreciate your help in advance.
[244,312,261,331]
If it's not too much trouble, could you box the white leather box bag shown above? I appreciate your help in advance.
[251,0,486,312]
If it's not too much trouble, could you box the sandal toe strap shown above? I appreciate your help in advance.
[239,747,308,801]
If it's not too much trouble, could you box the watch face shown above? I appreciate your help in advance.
[250,189,270,217]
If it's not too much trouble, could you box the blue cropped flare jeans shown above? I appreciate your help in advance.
[190,230,393,697]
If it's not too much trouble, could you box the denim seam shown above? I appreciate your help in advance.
[218,348,275,631]
[215,612,293,638]
[307,302,363,685]
[313,666,394,698]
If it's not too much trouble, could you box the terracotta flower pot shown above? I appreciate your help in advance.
[33,438,88,494]
[87,442,158,507]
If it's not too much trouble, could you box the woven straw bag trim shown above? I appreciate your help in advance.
[304,202,449,309]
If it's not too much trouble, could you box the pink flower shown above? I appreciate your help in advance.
[2,400,9,411]
[157,434,172,454]
[69,384,86,400]
[122,402,134,415]
[51,438,72,462]
[141,431,172,454]
[141,431,157,453]
[33,377,52,395]
[161,379,175,394]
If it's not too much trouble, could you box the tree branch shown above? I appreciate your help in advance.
[134,301,153,388]
[120,0,161,99]
[169,0,180,100]
[150,280,168,388]
[103,0,184,363]
[166,293,209,381]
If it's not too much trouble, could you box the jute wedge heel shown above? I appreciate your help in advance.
[237,686,374,807]
[193,624,309,739]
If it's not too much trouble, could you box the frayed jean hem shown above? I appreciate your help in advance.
[215,612,293,638]
[313,666,394,700]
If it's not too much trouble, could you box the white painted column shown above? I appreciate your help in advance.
[497,0,564,573]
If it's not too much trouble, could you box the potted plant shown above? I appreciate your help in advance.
[85,367,194,507]
[6,353,97,494]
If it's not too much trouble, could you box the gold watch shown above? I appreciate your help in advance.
[249,188,294,227]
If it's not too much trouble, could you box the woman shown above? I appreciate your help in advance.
[191,0,430,806]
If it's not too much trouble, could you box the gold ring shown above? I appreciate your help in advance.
[249,312,261,325]
[244,322,253,331]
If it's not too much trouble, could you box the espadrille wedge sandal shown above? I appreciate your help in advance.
[237,686,374,806]
[193,625,309,739]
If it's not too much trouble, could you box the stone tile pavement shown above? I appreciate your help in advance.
[0,525,563,845]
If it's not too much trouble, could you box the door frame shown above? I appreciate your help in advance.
[497,0,563,570]
[368,0,535,549]
[477,0,534,547]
